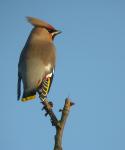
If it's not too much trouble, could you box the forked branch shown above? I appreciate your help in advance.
[39,96,74,150]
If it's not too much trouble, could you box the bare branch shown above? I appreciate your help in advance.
[39,96,74,150]
[39,97,60,127]
[53,98,74,150]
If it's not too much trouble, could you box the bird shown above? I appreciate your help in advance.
[17,17,61,102]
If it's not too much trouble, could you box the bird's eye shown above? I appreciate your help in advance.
[47,29,56,40]
[47,29,54,33]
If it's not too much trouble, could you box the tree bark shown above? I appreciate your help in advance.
[53,98,73,150]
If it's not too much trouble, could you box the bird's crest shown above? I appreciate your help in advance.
[27,16,55,31]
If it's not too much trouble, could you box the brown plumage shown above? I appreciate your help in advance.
[27,16,56,30]
[17,17,61,101]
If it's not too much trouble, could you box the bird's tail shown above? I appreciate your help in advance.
[17,75,21,100]
[21,90,36,102]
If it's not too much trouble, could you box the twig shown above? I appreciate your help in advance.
[39,96,59,127]
[39,96,74,150]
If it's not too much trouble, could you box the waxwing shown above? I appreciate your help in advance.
[17,17,61,101]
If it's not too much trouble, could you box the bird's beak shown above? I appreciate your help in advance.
[51,30,62,40]
[54,30,62,36]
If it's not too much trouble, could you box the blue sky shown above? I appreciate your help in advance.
[0,0,125,150]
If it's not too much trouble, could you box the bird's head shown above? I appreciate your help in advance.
[27,16,61,41]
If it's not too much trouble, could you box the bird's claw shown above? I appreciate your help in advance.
[48,101,53,108]
[45,112,49,116]
[59,109,63,112]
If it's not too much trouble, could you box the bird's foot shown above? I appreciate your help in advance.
[40,98,59,127]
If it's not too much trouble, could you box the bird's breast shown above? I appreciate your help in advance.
[44,63,52,72]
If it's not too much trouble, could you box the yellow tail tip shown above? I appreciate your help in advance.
[21,95,36,102]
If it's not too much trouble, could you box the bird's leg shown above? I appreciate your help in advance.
[39,95,59,127]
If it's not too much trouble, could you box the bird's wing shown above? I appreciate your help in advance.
[37,69,54,100]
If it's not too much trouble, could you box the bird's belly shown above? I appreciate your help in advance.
[23,58,45,91]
